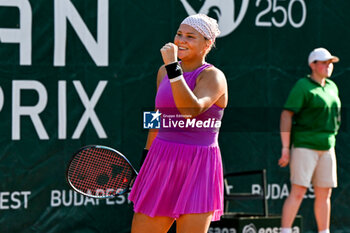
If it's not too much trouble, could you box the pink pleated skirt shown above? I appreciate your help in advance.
[128,137,224,221]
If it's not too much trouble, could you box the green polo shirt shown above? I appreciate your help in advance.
[284,76,341,150]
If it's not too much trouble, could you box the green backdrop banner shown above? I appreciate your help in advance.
[0,0,349,232]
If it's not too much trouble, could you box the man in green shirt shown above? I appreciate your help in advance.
[278,48,340,233]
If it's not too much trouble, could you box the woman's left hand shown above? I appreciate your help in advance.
[160,43,178,65]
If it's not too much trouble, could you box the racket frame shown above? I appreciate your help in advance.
[66,145,138,199]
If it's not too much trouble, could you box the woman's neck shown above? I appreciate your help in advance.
[180,58,206,72]
[310,74,326,86]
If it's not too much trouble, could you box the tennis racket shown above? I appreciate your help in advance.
[66,145,138,198]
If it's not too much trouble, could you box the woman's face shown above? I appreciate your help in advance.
[174,24,210,61]
[311,60,334,78]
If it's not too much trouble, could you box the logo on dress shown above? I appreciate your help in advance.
[143,110,162,129]
[179,0,250,37]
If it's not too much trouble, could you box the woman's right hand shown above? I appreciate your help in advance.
[160,43,178,65]
[278,148,290,167]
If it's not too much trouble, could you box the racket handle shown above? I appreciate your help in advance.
[139,148,149,167]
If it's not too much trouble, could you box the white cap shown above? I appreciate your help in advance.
[308,48,339,65]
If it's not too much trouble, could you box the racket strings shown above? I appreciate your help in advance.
[68,147,133,197]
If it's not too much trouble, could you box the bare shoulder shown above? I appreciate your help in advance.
[197,66,227,85]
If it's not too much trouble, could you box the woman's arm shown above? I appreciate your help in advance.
[160,42,227,117]
[144,66,167,149]
[170,67,227,117]
[278,110,294,167]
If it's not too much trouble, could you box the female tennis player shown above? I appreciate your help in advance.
[129,14,228,233]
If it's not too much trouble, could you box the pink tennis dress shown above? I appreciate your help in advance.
[129,63,224,221]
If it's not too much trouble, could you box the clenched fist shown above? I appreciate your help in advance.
[160,43,178,65]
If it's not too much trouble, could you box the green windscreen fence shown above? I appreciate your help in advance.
[0,0,349,232]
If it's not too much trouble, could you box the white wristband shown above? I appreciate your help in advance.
[169,75,184,83]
